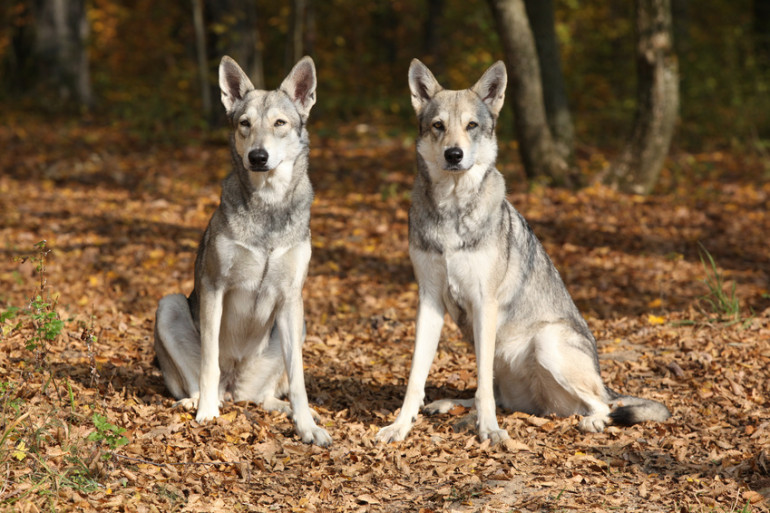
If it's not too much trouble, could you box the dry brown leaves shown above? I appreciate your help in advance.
[1,119,769,512]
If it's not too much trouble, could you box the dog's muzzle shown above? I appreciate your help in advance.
[248,148,270,172]
[444,147,464,170]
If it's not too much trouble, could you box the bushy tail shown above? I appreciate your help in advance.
[607,392,671,426]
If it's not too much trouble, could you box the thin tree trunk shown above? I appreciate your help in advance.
[288,0,306,67]
[487,0,572,186]
[305,0,316,59]
[191,0,211,120]
[524,0,573,161]
[250,21,265,90]
[424,0,443,55]
[423,0,445,77]
[602,0,679,194]
[76,2,91,108]
[754,0,770,65]
[34,0,92,108]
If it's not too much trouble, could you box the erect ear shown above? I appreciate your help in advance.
[219,56,256,113]
[280,56,317,120]
[471,61,507,118]
[408,59,443,115]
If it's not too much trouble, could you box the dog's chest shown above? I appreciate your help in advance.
[412,244,494,330]
[223,244,264,285]
[222,240,304,292]
[217,240,309,350]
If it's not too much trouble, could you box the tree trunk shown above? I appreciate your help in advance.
[288,0,307,67]
[524,0,574,161]
[305,0,316,59]
[602,0,679,194]
[422,0,446,77]
[424,0,444,55]
[487,0,572,186]
[754,0,770,65]
[33,0,92,108]
[191,0,211,120]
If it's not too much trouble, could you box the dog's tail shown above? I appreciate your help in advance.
[607,390,671,426]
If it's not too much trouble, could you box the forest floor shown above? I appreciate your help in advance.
[1,117,769,512]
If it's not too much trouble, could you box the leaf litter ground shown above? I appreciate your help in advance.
[0,119,769,512]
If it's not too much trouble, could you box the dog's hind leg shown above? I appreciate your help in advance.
[154,294,202,409]
[526,322,612,432]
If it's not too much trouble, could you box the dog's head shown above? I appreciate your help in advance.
[408,59,506,174]
[219,56,317,173]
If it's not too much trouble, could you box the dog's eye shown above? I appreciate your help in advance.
[432,121,444,131]
[239,119,251,128]
[274,119,286,127]
[467,121,478,129]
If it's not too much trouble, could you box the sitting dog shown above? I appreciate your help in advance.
[154,55,331,446]
[377,59,671,444]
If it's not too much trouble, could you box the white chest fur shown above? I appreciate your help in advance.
[217,238,310,358]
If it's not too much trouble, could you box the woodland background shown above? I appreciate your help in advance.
[1,0,769,512]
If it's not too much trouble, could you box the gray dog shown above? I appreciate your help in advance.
[154,56,331,446]
[377,59,670,444]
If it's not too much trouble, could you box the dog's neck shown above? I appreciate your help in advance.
[244,160,297,204]
[416,154,499,216]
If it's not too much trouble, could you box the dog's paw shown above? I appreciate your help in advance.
[577,415,608,433]
[174,396,199,411]
[424,399,457,415]
[298,425,332,447]
[261,397,292,416]
[195,403,220,423]
[479,428,510,445]
[376,422,412,443]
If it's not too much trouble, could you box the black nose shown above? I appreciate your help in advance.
[248,149,269,167]
[444,147,463,165]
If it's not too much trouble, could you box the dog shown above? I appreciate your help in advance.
[154,55,331,446]
[376,59,670,444]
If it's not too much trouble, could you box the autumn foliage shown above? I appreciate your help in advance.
[1,117,769,511]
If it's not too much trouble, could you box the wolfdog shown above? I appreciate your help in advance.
[377,59,670,444]
[154,56,331,446]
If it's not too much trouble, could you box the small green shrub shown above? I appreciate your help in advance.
[698,242,741,324]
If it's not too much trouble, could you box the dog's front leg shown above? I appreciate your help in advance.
[196,284,224,423]
[474,299,509,444]
[377,293,445,443]
[276,296,332,447]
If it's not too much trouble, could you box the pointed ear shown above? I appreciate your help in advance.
[471,61,507,118]
[280,56,317,120]
[408,59,443,115]
[219,56,255,113]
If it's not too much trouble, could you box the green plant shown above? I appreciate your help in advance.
[0,306,20,324]
[25,242,64,356]
[697,243,741,324]
[0,381,23,416]
[26,294,64,352]
[2,242,66,365]
[87,413,129,452]
[0,242,127,509]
